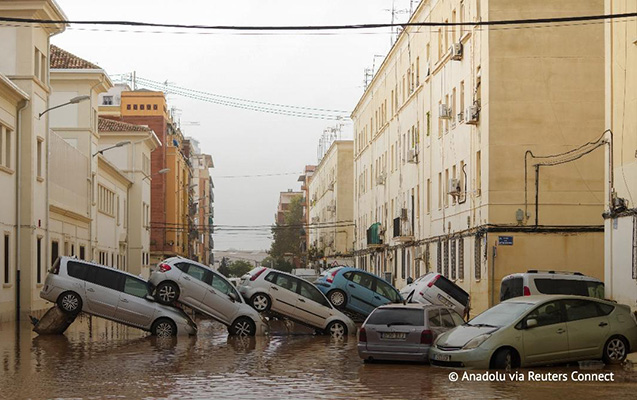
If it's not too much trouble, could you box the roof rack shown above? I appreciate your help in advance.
[526,269,584,276]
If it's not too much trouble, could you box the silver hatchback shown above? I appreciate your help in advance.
[358,303,465,363]
[40,257,196,337]
[149,257,267,336]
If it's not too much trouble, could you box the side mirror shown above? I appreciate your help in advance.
[525,318,538,329]
[228,292,238,302]
[145,294,155,302]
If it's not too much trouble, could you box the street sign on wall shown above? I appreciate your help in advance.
[498,236,514,246]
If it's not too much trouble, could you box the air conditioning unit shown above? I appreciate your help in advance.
[439,104,452,119]
[407,148,419,163]
[400,208,409,220]
[311,216,320,223]
[376,173,386,185]
[326,205,335,212]
[311,194,317,202]
[451,42,463,61]
[457,111,464,122]
[328,182,335,191]
[466,104,480,125]
[448,178,461,196]
[414,247,423,260]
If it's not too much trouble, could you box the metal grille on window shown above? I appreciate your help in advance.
[475,234,482,279]
[633,216,637,279]
[401,248,406,279]
[436,240,442,273]
[425,243,430,273]
[443,239,449,277]
[451,239,457,280]
[458,237,464,280]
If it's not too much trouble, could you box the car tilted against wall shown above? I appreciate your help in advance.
[238,267,356,337]
[400,272,470,318]
[40,256,196,337]
[149,257,268,336]
[315,266,403,317]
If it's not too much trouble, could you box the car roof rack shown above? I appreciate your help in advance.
[526,269,584,276]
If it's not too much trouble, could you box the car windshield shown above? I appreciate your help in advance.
[366,308,424,326]
[467,302,534,327]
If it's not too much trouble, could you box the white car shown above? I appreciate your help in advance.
[149,257,267,336]
[400,272,470,318]
[500,270,604,301]
[238,267,356,337]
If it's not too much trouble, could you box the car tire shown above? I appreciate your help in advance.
[57,291,82,315]
[603,336,628,364]
[491,348,517,370]
[151,318,177,337]
[327,289,347,309]
[250,293,271,312]
[326,320,348,338]
[155,282,179,305]
[228,317,257,337]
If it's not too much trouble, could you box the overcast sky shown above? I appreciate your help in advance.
[54,0,413,250]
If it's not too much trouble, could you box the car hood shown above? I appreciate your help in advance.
[436,325,499,347]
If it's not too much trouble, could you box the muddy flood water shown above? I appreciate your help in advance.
[1,315,636,399]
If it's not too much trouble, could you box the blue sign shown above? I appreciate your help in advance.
[498,236,514,246]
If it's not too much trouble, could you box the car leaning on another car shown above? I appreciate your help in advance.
[40,256,196,337]
[399,272,470,318]
[149,257,267,336]
[429,295,637,369]
[238,267,356,337]
[358,303,465,363]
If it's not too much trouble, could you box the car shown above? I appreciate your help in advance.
[228,278,241,288]
[358,303,465,363]
[500,270,604,301]
[237,267,356,337]
[40,256,196,337]
[315,266,403,317]
[429,295,637,369]
[291,268,318,282]
[149,257,267,336]
[399,272,470,318]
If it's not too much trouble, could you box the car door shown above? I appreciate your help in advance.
[115,276,155,328]
[521,300,569,365]
[344,272,377,315]
[83,266,122,318]
[374,278,401,307]
[178,263,209,310]
[269,273,300,317]
[563,299,611,360]
[202,271,242,325]
[296,280,332,328]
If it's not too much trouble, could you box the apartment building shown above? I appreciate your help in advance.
[308,141,354,265]
[352,0,606,313]
[297,165,317,254]
[604,0,637,310]
[0,0,66,321]
[276,190,304,225]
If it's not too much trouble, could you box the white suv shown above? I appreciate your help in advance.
[238,267,356,337]
[149,257,267,336]
[399,272,470,319]
[500,270,604,301]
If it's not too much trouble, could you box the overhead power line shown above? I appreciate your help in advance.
[1,12,636,31]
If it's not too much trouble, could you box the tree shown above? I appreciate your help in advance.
[228,260,253,277]
[269,195,305,269]
[262,255,294,273]
[217,257,230,277]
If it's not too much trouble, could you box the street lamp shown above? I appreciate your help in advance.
[38,95,90,119]
[92,140,131,157]
[176,183,197,193]
[143,168,170,181]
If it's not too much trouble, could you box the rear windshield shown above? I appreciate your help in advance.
[434,276,470,306]
[534,278,605,299]
[500,277,523,301]
[366,308,424,326]
[320,267,342,277]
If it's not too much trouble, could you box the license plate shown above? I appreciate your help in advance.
[432,353,451,362]
[437,294,454,308]
[381,332,406,340]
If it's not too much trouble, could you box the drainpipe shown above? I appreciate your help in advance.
[15,98,30,321]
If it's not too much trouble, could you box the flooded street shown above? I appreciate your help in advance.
[1,316,636,399]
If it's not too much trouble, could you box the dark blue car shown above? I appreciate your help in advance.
[315,266,402,317]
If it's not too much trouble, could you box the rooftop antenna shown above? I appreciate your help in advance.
[384,0,410,45]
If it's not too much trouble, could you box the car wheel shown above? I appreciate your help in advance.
[155,282,179,305]
[327,290,347,308]
[151,318,177,337]
[491,348,516,370]
[250,293,271,312]
[326,320,348,338]
[603,336,628,364]
[229,317,256,337]
[57,291,82,315]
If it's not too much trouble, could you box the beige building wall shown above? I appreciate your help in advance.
[308,140,354,265]
[352,0,605,313]
[190,151,214,266]
[604,0,637,310]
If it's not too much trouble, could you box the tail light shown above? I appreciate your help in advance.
[523,286,531,296]
[420,329,433,344]
[250,267,267,281]
[326,268,341,283]
[427,274,440,287]
[359,327,367,343]
[158,263,172,273]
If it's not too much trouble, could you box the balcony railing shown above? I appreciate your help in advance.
[392,217,414,242]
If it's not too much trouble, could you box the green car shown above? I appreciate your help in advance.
[429,295,637,369]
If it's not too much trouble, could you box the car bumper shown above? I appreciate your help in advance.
[358,344,430,362]
[39,276,65,304]
[428,346,492,369]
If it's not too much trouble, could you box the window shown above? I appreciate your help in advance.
[123,276,149,298]
[401,248,406,279]
[436,240,442,273]
[351,272,374,290]
[434,275,470,307]
[153,104,158,110]
[80,246,85,260]
[51,241,59,270]
[274,273,298,292]
[525,301,563,327]
[534,279,605,298]
[368,308,424,326]
[37,237,42,284]
[426,179,431,213]
[375,279,399,302]
[103,96,113,105]
[147,104,151,110]
[88,266,122,291]
[460,81,465,119]
[126,104,131,110]
[0,125,13,170]
[451,239,457,280]
[428,308,441,327]
[185,264,207,281]
[441,309,456,328]
[416,57,420,86]
[563,300,601,322]
[211,272,234,296]
[140,104,145,110]
[476,151,482,196]
[133,104,138,110]
[475,235,482,279]
[443,240,449,277]
[299,281,330,307]
[3,234,9,284]
[458,237,464,280]
[67,261,87,280]
[444,169,449,207]
[438,173,442,209]
[98,184,116,216]
[34,48,41,79]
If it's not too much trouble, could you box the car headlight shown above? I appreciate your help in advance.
[463,333,490,350]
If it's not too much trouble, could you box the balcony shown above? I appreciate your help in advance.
[366,223,384,248]
[392,217,414,243]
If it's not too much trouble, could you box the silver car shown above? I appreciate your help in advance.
[429,295,637,369]
[149,257,267,336]
[238,267,356,337]
[358,304,465,363]
[40,256,196,337]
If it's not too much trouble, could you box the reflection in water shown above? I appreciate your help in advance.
[0,316,636,399]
